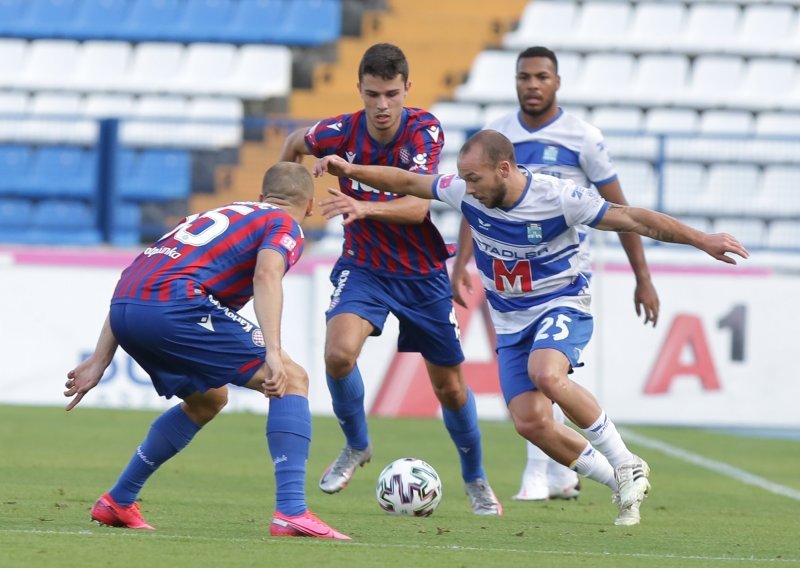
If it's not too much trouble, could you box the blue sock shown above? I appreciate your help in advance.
[326,366,369,450]
[109,404,201,506]
[267,394,311,517]
[442,389,485,482]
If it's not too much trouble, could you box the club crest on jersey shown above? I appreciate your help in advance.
[399,146,410,165]
[527,223,542,243]
[280,235,297,251]
[426,125,440,142]
[410,152,428,172]
[542,145,559,164]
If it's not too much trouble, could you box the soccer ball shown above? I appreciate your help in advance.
[375,457,443,517]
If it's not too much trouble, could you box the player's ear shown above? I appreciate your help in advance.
[498,161,511,178]
[305,197,314,218]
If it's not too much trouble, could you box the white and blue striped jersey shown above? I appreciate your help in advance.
[484,108,617,273]
[432,167,609,335]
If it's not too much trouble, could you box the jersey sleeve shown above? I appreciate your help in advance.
[555,177,610,228]
[431,173,467,210]
[259,214,305,271]
[579,124,617,187]
[304,114,350,158]
[407,112,444,174]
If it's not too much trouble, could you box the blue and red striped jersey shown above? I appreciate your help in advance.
[112,202,304,310]
[304,107,451,276]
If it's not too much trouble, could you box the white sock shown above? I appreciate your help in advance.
[571,442,617,491]
[581,411,635,467]
[521,441,549,482]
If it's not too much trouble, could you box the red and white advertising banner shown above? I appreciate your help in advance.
[0,245,796,428]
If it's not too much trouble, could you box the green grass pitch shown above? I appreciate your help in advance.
[1,404,798,567]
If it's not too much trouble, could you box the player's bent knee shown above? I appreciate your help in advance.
[324,345,358,378]
[285,363,310,397]
[183,387,228,425]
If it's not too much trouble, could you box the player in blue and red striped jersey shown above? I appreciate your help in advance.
[280,43,501,514]
[63,162,349,540]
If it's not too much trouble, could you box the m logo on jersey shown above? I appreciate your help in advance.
[543,145,559,164]
[493,259,533,292]
[426,126,440,142]
[527,223,542,243]
[327,121,343,131]
[346,151,356,163]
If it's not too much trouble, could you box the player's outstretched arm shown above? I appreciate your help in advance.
[64,314,118,411]
[313,155,436,200]
[279,128,313,163]
[253,248,288,398]
[595,205,750,264]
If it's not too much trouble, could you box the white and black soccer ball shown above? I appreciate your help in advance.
[375,457,443,517]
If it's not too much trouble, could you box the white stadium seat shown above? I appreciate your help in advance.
[218,45,292,100]
[566,1,632,52]
[121,95,189,147]
[729,58,796,111]
[481,103,519,126]
[503,1,579,50]
[754,112,800,136]
[613,159,657,209]
[181,97,243,149]
[430,102,483,130]
[19,92,95,144]
[674,55,745,108]
[170,43,238,96]
[673,3,741,55]
[626,54,690,107]
[0,39,29,90]
[621,3,686,54]
[753,165,800,217]
[119,43,186,94]
[82,93,136,119]
[735,4,796,57]
[455,51,517,103]
[644,109,699,134]
[0,92,29,142]
[699,110,754,135]
[69,41,132,93]
[767,221,800,248]
[564,53,635,106]
[712,218,765,248]
[15,40,80,91]
[695,164,762,215]
[588,107,643,133]
[663,163,707,213]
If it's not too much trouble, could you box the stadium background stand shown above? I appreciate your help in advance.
[0,0,798,251]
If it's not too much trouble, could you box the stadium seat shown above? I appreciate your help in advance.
[270,0,341,46]
[695,164,762,215]
[588,107,644,133]
[766,220,800,249]
[19,92,94,145]
[70,0,130,40]
[11,0,80,38]
[0,38,28,89]
[754,112,800,136]
[455,51,517,103]
[481,104,520,126]
[68,40,133,93]
[0,145,33,195]
[170,43,238,96]
[120,95,189,147]
[735,4,796,57]
[551,52,583,102]
[118,42,185,94]
[118,149,190,201]
[565,53,635,106]
[663,163,707,214]
[430,102,483,131]
[14,39,80,91]
[626,54,690,107]
[502,0,579,50]
[115,0,184,41]
[753,165,800,217]
[82,93,135,120]
[31,199,102,245]
[644,109,699,134]
[673,3,741,55]
[674,55,745,108]
[217,45,292,100]
[0,92,29,142]
[729,58,796,111]
[224,0,288,43]
[173,0,236,42]
[0,197,34,229]
[0,0,30,36]
[180,97,243,149]
[613,159,657,209]
[110,201,141,246]
[712,218,765,248]
[566,1,632,52]
[699,111,754,135]
[620,2,686,54]
[676,215,712,234]
[23,145,97,199]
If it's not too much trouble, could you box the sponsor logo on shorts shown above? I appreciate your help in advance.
[328,269,350,311]
[208,295,255,332]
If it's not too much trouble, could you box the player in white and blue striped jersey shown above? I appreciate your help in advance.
[312,129,748,525]
[468,46,661,502]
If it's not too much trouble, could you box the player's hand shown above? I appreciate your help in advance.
[320,188,368,225]
[634,278,660,327]
[263,350,288,398]
[699,233,750,265]
[312,155,351,178]
[450,264,473,309]
[64,357,105,411]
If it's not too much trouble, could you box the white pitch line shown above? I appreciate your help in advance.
[619,428,800,501]
[2,529,799,563]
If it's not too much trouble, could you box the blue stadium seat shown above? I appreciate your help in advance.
[24,146,97,199]
[115,0,184,41]
[13,0,80,38]
[0,197,34,243]
[31,199,102,245]
[279,0,341,46]
[0,145,33,196]
[71,0,131,40]
[110,201,142,245]
[0,0,31,36]
[118,149,190,201]
[224,0,289,43]
[175,0,235,42]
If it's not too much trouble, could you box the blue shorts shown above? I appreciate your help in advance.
[109,295,265,399]
[496,307,593,405]
[326,264,464,367]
